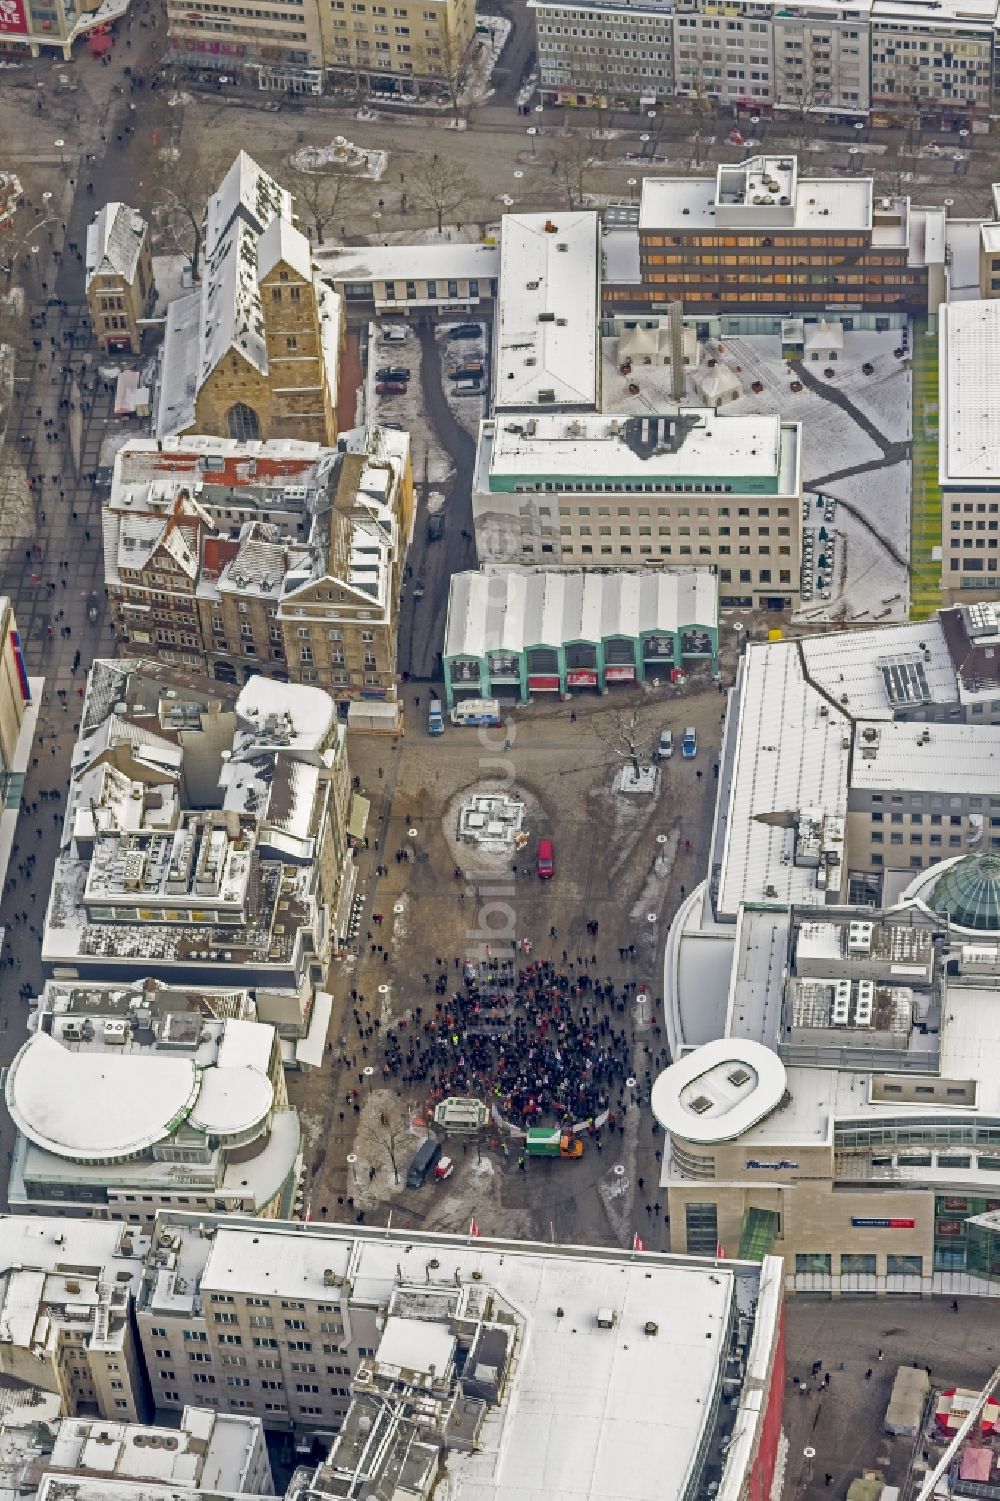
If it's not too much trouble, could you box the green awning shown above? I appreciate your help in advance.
[739,1207,781,1261]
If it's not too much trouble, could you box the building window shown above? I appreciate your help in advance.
[684,1202,718,1255]
[228,403,261,442]
[795,1253,832,1275]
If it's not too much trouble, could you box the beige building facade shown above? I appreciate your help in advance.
[85,203,154,355]
[319,0,474,97]
[473,410,803,610]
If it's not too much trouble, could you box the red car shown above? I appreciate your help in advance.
[537,838,555,879]
[376,381,408,396]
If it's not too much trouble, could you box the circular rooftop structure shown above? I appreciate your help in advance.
[6,1032,201,1163]
[189,1065,273,1139]
[650,1037,787,1145]
[929,853,1000,932]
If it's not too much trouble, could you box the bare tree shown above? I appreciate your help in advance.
[153,147,223,283]
[288,162,369,246]
[408,156,477,234]
[433,19,472,125]
[543,132,599,210]
[358,1094,414,1186]
[592,706,646,781]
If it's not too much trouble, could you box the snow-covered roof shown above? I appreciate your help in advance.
[235,676,336,751]
[717,639,851,919]
[85,201,146,289]
[484,409,798,488]
[317,240,499,285]
[257,213,312,284]
[204,151,291,264]
[444,566,717,659]
[494,212,600,410]
[156,289,201,438]
[939,299,1000,485]
[650,1038,787,1146]
[5,1022,275,1162]
[200,219,268,385]
[803,319,844,353]
[640,155,872,233]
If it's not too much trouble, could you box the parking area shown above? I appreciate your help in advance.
[801,492,839,607]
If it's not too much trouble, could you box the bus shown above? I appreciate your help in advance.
[427,698,444,735]
[450,698,503,728]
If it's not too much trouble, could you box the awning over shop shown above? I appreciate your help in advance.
[347,793,370,842]
[295,989,333,1069]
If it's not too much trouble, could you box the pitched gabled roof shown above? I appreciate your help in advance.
[85,201,147,289]
[204,151,291,263]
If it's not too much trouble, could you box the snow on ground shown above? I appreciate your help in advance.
[602,328,911,625]
[463,14,512,104]
[434,319,487,438]
[365,320,454,499]
[810,462,910,624]
[290,137,387,180]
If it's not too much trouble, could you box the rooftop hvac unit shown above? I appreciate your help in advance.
[831,993,851,1026]
[848,920,873,954]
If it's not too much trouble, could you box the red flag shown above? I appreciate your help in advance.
[470,1219,480,1237]
[633,1231,645,1252]
[716,1241,726,1259]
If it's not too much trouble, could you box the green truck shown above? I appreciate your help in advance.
[525,1128,584,1159]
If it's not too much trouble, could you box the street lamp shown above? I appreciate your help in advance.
[527,125,537,156]
[959,127,970,148]
[54,139,65,166]
[640,132,651,156]
[627,176,637,202]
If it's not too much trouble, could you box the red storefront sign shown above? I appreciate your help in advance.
[0,0,29,35]
[528,675,560,692]
[566,669,597,688]
[605,665,636,683]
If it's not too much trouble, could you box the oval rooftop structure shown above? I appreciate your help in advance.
[6,1031,201,1162]
[650,1037,787,1145]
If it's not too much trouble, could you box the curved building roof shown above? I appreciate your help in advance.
[6,1030,274,1164]
[189,1065,273,1138]
[6,1032,201,1163]
[930,853,1000,932]
[650,1037,787,1145]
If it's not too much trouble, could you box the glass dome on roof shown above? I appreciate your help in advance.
[930,853,1000,932]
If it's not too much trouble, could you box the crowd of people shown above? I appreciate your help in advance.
[344,955,670,1135]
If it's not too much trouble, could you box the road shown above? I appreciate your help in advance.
[398,325,478,681]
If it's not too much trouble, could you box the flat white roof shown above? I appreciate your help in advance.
[718,640,850,918]
[494,212,600,410]
[639,165,871,233]
[940,299,1000,485]
[851,719,1000,794]
[444,567,717,660]
[799,617,958,719]
[377,1314,456,1377]
[486,409,797,486]
[651,1038,787,1145]
[317,240,499,285]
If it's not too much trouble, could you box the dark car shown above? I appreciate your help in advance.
[449,361,484,380]
[405,1137,442,1188]
[448,323,483,341]
[376,381,408,396]
[376,366,411,381]
[427,513,444,542]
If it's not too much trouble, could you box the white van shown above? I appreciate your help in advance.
[381,325,407,344]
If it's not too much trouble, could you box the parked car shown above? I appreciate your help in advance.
[656,728,673,760]
[376,381,407,396]
[449,361,484,380]
[448,322,482,340]
[453,379,483,395]
[405,1137,442,1188]
[681,726,698,759]
[537,837,555,879]
[427,513,444,542]
[381,325,408,343]
[375,366,410,381]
